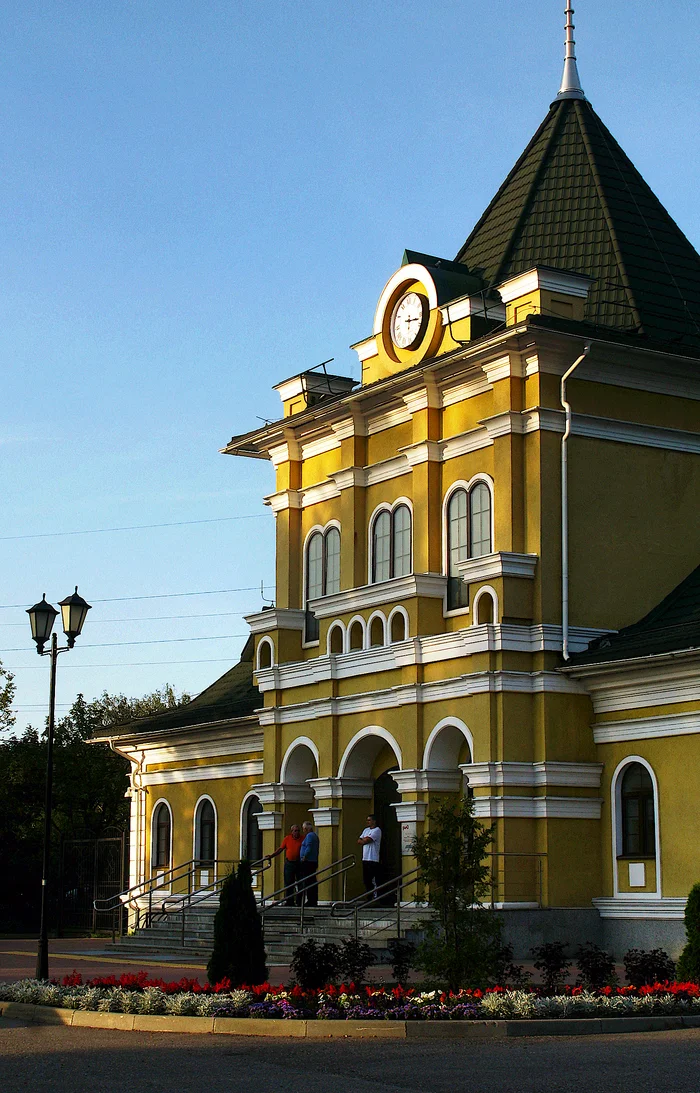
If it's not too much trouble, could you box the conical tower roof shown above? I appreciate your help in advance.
[455,98,700,351]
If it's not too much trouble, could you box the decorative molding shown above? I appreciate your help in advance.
[308,777,374,801]
[439,296,506,325]
[372,263,439,336]
[471,795,602,819]
[482,354,524,383]
[255,811,283,831]
[461,761,603,789]
[479,412,526,439]
[568,651,700,714]
[391,801,428,823]
[257,670,587,726]
[254,623,606,693]
[440,373,493,408]
[399,440,442,466]
[592,897,687,920]
[392,769,462,794]
[307,573,447,619]
[301,434,341,460]
[331,416,367,440]
[440,427,492,461]
[141,760,263,786]
[521,407,700,454]
[330,467,366,490]
[264,489,302,513]
[310,807,341,827]
[251,781,313,805]
[593,709,700,744]
[454,551,538,583]
[496,267,594,302]
[143,733,263,767]
[402,386,440,414]
[300,479,340,508]
[352,338,378,363]
[366,405,413,435]
[245,607,306,634]
[364,455,411,486]
[269,441,300,466]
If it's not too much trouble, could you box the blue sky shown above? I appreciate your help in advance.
[2,0,699,730]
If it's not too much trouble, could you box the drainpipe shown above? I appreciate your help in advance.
[109,739,146,892]
[560,341,592,660]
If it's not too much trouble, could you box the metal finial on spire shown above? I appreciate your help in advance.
[556,3,586,100]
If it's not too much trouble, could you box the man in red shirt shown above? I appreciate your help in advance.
[266,824,304,905]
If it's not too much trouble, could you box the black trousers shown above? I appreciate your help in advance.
[362,860,381,897]
[283,859,302,906]
[299,860,318,907]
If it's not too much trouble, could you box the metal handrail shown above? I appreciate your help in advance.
[488,851,546,909]
[261,855,356,939]
[159,858,271,947]
[331,866,422,941]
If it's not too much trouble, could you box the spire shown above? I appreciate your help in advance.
[556,3,586,100]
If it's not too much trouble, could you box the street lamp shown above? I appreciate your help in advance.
[27,587,91,980]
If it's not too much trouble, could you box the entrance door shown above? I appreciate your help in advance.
[373,771,401,887]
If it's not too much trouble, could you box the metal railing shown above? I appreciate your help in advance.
[159,858,271,947]
[261,855,356,937]
[331,867,422,941]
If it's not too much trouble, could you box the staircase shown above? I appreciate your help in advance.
[107,901,432,966]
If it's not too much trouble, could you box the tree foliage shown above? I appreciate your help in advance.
[207,861,268,987]
[0,659,16,733]
[676,882,700,983]
[0,684,188,931]
[412,794,504,991]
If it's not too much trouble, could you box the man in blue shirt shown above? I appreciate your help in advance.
[299,821,320,907]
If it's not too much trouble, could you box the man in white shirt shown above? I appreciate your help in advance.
[358,814,382,898]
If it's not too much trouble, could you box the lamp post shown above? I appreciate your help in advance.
[27,587,91,980]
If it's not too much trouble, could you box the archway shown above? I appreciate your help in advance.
[280,738,320,834]
[338,728,403,888]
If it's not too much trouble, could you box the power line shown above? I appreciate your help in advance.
[0,633,249,653]
[0,610,256,628]
[10,658,240,669]
[0,514,271,542]
[0,584,274,611]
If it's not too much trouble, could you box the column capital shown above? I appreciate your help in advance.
[308,777,374,801]
[391,769,462,794]
[309,807,341,827]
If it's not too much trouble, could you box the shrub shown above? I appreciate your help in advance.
[531,942,570,994]
[623,948,676,987]
[338,937,375,985]
[289,938,341,990]
[575,943,617,989]
[416,908,507,989]
[387,938,416,986]
[676,883,700,983]
[207,861,268,988]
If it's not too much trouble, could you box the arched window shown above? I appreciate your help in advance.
[257,638,273,670]
[621,763,655,856]
[153,803,171,870]
[369,615,385,647]
[349,620,364,650]
[371,505,412,583]
[305,525,341,641]
[243,794,263,863]
[195,799,216,865]
[328,623,344,655]
[390,609,407,643]
[446,482,493,609]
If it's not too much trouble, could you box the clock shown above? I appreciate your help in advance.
[391,291,427,349]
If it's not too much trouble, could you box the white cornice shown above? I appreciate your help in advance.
[255,811,283,831]
[593,709,700,744]
[143,733,263,767]
[264,489,302,513]
[392,769,462,794]
[402,385,440,413]
[399,440,442,466]
[269,441,301,466]
[245,607,306,633]
[592,897,686,919]
[462,761,603,789]
[252,781,315,805]
[440,426,492,461]
[366,405,413,435]
[365,455,411,486]
[392,801,428,823]
[330,467,366,490]
[332,416,367,440]
[307,573,447,619]
[441,373,493,407]
[308,777,374,800]
[301,434,341,460]
[353,337,379,363]
[496,267,594,302]
[568,651,700,713]
[310,807,341,826]
[254,624,606,692]
[454,551,538,583]
[471,795,602,819]
[141,759,263,786]
[522,408,700,454]
[482,354,524,383]
[479,412,526,439]
[256,669,586,726]
[439,295,506,325]
[300,479,340,508]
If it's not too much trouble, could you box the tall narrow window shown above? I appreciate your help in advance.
[153,803,171,870]
[305,526,341,641]
[196,799,215,865]
[243,795,263,863]
[371,506,412,583]
[446,482,493,609]
[621,763,655,856]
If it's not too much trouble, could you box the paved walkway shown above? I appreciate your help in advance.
[1,1020,699,1092]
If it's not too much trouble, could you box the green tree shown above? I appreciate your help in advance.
[413,794,504,991]
[676,882,700,983]
[0,685,189,931]
[0,659,16,732]
[207,861,268,987]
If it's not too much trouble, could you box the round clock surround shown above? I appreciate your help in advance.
[390,290,428,349]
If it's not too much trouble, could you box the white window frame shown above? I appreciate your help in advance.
[442,475,495,617]
[302,520,342,647]
[611,756,661,899]
[367,498,414,585]
[150,798,173,884]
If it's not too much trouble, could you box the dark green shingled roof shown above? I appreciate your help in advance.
[571,563,700,665]
[99,636,261,739]
[456,98,700,350]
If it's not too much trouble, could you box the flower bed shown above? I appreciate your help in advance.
[1,974,700,1022]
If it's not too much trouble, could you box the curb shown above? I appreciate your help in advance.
[2,1001,700,1039]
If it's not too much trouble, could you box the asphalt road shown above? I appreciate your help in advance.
[1,1022,700,1093]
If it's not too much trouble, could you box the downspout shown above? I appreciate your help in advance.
[109,739,146,892]
[560,341,591,660]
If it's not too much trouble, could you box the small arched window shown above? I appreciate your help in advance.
[371,505,412,583]
[446,483,493,609]
[153,803,171,870]
[369,616,385,648]
[390,610,407,643]
[349,620,364,650]
[621,763,655,857]
[243,794,263,863]
[257,638,273,670]
[328,623,344,655]
[196,799,216,865]
[305,526,341,641]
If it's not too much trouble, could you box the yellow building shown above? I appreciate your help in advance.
[100,25,700,956]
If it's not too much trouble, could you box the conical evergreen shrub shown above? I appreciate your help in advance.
[207,861,268,987]
[676,882,700,983]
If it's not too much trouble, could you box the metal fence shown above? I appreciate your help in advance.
[58,832,127,936]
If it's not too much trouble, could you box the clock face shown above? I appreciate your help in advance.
[391,291,427,349]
